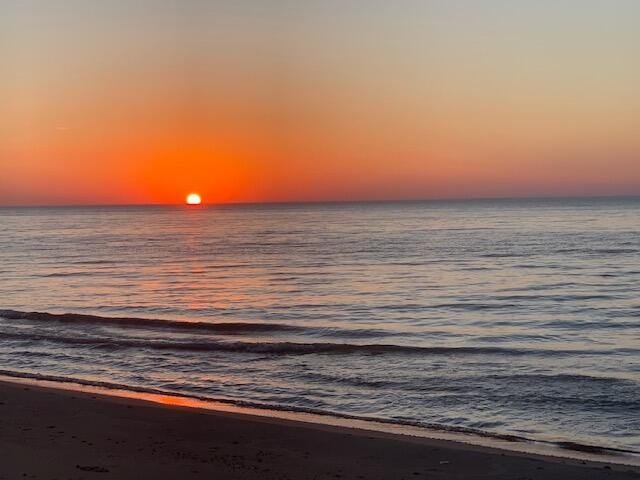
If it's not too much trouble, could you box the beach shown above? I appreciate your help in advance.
[1,380,638,480]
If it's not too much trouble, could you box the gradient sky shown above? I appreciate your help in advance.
[1,0,638,205]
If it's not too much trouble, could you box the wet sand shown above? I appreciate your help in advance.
[1,380,638,480]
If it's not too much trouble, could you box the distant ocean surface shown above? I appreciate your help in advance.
[1,198,639,452]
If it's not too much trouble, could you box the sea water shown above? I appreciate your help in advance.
[1,198,638,452]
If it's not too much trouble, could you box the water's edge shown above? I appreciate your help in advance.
[1,369,638,467]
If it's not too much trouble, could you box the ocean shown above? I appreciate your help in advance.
[1,198,638,453]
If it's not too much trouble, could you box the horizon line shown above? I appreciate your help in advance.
[2,193,639,209]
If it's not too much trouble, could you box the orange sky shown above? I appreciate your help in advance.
[1,1,639,205]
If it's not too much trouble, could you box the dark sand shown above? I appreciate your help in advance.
[1,380,638,480]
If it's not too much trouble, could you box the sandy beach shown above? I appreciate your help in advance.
[1,380,638,480]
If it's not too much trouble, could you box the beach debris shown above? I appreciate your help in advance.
[439,460,450,465]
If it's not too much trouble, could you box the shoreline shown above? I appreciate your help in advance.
[2,376,639,479]
[1,372,638,466]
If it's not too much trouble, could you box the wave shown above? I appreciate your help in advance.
[0,309,400,339]
[1,329,626,357]
[377,302,519,312]
[41,271,96,278]
[0,368,636,456]
[0,309,300,334]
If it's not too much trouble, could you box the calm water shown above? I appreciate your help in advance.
[1,198,639,452]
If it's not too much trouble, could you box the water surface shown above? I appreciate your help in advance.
[1,198,638,451]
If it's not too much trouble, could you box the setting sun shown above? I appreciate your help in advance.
[186,193,202,205]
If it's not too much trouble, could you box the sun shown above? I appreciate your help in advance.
[186,193,202,205]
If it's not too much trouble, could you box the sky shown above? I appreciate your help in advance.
[1,0,639,205]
